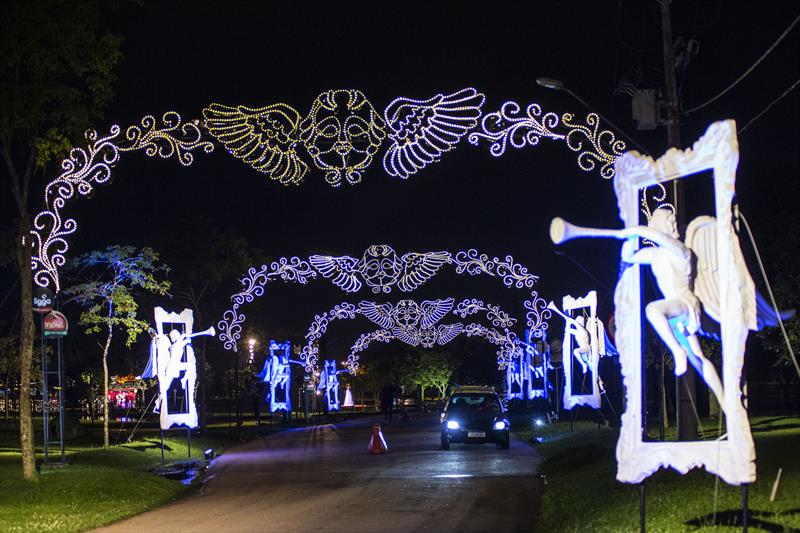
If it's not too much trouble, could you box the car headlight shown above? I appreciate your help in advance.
[493,420,507,430]
[446,420,460,430]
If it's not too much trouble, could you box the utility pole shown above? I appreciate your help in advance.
[660,0,697,441]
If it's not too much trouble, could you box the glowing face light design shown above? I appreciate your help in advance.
[552,120,758,485]
[144,307,215,430]
[257,340,293,413]
[299,89,386,187]
[359,245,403,293]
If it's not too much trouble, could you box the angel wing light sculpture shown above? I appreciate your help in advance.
[204,88,484,187]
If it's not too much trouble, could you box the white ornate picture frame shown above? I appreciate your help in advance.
[154,307,198,430]
[613,120,756,485]
[562,290,601,410]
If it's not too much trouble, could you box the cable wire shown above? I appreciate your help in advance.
[685,14,800,114]
[740,212,800,379]
[738,78,800,134]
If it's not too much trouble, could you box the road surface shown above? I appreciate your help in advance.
[94,413,543,532]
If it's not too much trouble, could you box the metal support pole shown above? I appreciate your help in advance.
[639,482,646,533]
[160,430,165,467]
[741,484,748,532]
[41,314,49,465]
[187,428,191,458]
[57,336,65,462]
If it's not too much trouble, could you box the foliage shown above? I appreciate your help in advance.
[0,0,123,160]
[63,245,169,447]
[408,351,455,398]
[64,246,170,346]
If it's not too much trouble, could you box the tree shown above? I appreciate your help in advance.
[0,1,123,478]
[409,352,455,399]
[159,216,257,430]
[63,246,169,448]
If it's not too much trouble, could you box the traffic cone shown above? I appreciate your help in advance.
[367,423,388,454]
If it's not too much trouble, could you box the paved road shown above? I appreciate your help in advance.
[94,414,543,532]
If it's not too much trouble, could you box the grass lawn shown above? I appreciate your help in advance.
[0,418,279,533]
[515,415,800,532]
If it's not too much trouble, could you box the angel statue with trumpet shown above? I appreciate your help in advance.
[550,208,726,413]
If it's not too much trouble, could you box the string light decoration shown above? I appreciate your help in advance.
[345,322,521,372]
[300,297,521,370]
[31,112,213,292]
[218,244,549,353]
[203,88,484,187]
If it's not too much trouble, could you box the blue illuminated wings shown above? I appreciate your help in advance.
[358,301,395,329]
[203,103,308,185]
[308,254,362,293]
[436,323,464,345]
[398,251,451,292]
[382,88,485,179]
[420,298,455,328]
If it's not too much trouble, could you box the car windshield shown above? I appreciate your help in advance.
[448,394,500,413]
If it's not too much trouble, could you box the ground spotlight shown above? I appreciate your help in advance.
[204,448,215,460]
[535,418,544,427]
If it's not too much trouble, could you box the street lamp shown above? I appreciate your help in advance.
[536,77,649,155]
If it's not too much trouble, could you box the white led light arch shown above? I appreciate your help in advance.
[218,245,551,355]
[30,91,636,294]
[344,321,521,373]
[301,297,520,370]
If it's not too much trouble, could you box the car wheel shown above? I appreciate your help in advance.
[441,434,450,450]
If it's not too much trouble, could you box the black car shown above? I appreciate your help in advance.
[440,386,510,450]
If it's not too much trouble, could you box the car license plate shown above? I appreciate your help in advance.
[467,431,485,438]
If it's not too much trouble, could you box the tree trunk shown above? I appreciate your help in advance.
[102,316,113,449]
[16,217,36,480]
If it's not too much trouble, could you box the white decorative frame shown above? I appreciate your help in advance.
[613,120,756,485]
[562,290,601,410]
[154,307,198,430]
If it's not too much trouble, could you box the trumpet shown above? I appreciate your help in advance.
[549,217,626,245]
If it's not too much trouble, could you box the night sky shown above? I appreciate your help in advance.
[3,1,799,371]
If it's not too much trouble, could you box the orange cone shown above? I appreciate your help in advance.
[367,423,388,454]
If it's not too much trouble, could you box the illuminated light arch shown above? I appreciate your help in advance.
[345,322,521,373]
[300,297,519,370]
[218,245,551,354]
[30,91,636,293]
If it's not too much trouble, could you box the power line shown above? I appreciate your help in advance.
[686,13,800,114]
[738,78,800,134]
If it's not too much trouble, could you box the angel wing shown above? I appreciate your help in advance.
[436,323,464,345]
[309,254,362,293]
[397,251,451,291]
[685,215,756,330]
[420,297,455,328]
[203,103,308,185]
[392,326,420,347]
[358,301,395,329]
[382,88,485,179]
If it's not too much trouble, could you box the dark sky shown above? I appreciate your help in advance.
[4,1,799,365]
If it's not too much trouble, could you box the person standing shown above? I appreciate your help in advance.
[380,383,395,421]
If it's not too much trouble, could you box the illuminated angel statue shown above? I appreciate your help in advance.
[318,360,346,411]
[257,345,293,413]
[551,208,727,411]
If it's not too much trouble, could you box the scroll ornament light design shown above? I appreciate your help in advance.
[31,112,214,292]
[467,100,674,227]
[345,321,522,372]
[219,244,549,352]
[30,88,646,293]
[301,297,520,369]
